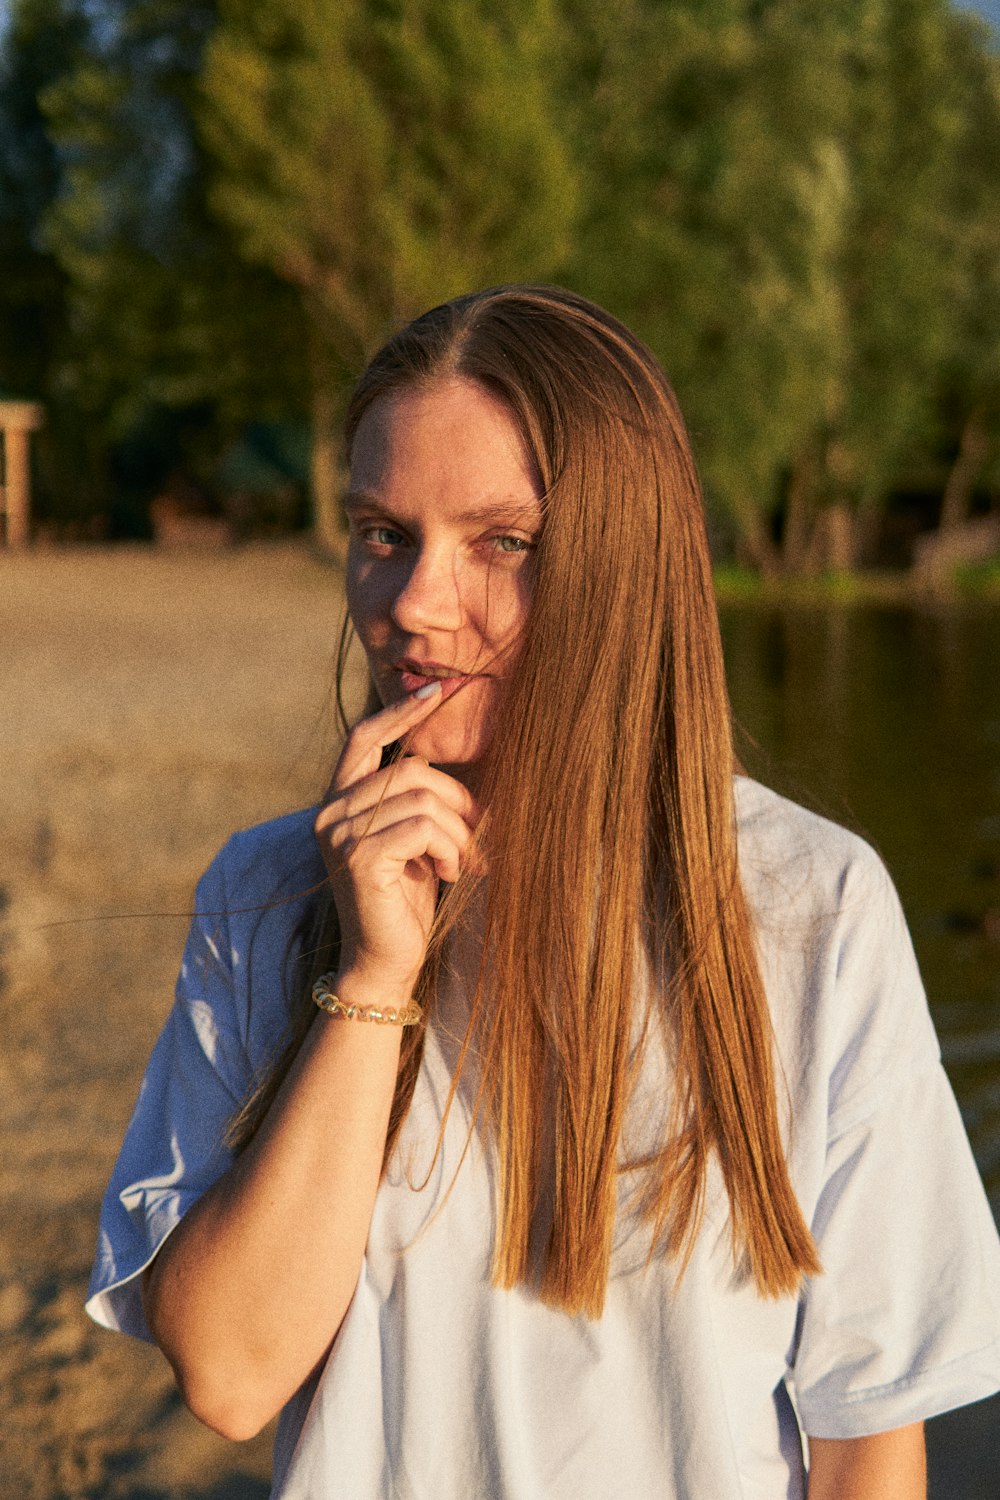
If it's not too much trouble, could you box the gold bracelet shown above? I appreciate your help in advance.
[311,972,424,1026]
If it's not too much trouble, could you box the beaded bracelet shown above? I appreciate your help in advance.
[311,972,424,1027]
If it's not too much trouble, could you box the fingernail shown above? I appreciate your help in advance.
[414,681,442,699]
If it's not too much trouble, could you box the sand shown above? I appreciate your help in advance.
[0,542,365,1498]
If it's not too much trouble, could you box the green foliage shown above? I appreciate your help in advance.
[0,0,108,521]
[932,12,1000,515]
[197,0,579,538]
[811,1,1000,556]
[565,0,1000,571]
[829,0,965,499]
[41,0,310,441]
[954,558,1000,596]
[0,0,996,559]
[0,0,74,395]
[200,0,579,365]
[564,0,848,557]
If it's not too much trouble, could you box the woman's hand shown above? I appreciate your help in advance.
[315,684,481,990]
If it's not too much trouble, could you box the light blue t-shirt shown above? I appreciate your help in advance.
[87,779,1000,1498]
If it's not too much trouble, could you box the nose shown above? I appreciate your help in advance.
[389,544,465,634]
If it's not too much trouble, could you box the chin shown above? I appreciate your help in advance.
[404,719,491,769]
[384,677,498,770]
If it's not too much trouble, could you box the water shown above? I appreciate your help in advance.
[720,603,1000,1207]
[720,603,1000,1497]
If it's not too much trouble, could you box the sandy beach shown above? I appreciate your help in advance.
[0,542,363,1498]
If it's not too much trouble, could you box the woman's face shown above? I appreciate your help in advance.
[346,377,544,776]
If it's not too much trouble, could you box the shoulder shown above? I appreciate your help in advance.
[183,807,326,1047]
[733,775,897,960]
[734,775,884,897]
[207,805,324,906]
[199,803,327,968]
[734,775,938,1110]
[733,774,911,980]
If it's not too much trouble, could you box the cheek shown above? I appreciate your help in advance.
[473,570,532,649]
[346,555,389,642]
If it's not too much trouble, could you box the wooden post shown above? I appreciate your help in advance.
[5,426,32,547]
[0,401,44,548]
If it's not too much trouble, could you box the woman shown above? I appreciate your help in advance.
[88,286,1000,1498]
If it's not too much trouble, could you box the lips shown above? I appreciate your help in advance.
[399,668,470,699]
[395,658,484,700]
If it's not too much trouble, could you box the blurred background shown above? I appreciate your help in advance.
[0,0,998,1495]
[1,0,999,574]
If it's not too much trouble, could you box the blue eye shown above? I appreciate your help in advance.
[364,526,405,547]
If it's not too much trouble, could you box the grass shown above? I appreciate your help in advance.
[953,557,1000,598]
[713,562,1000,605]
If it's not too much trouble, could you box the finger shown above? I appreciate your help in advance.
[331,684,443,793]
[319,789,477,873]
[339,813,467,886]
[325,756,480,829]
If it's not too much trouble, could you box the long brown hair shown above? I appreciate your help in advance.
[229,286,820,1316]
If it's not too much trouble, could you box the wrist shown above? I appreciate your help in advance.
[312,970,422,1027]
[330,966,419,1011]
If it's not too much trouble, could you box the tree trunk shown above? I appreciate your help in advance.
[730,489,781,577]
[939,407,990,534]
[804,502,855,574]
[824,502,855,572]
[852,488,883,568]
[310,378,343,557]
[782,447,818,576]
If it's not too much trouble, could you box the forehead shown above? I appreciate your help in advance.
[348,378,542,516]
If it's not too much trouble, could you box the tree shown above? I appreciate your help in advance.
[933,9,1000,531]
[14,0,997,559]
[40,0,310,525]
[563,0,850,573]
[0,0,75,399]
[810,0,966,566]
[198,0,580,547]
[564,0,998,574]
[0,0,108,525]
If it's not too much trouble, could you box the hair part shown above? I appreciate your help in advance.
[229,285,820,1315]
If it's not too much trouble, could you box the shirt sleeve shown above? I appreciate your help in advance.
[86,846,255,1341]
[790,853,1000,1437]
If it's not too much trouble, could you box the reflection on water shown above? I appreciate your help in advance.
[720,604,1000,1215]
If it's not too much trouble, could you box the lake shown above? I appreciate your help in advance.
[720,601,1000,1498]
[721,602,1000,1208]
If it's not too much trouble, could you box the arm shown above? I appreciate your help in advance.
[807,1424,926,1500]
[143,983,404,1439]
[142,684,478,1440]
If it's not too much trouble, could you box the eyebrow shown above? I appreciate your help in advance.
[343,491,542,527]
